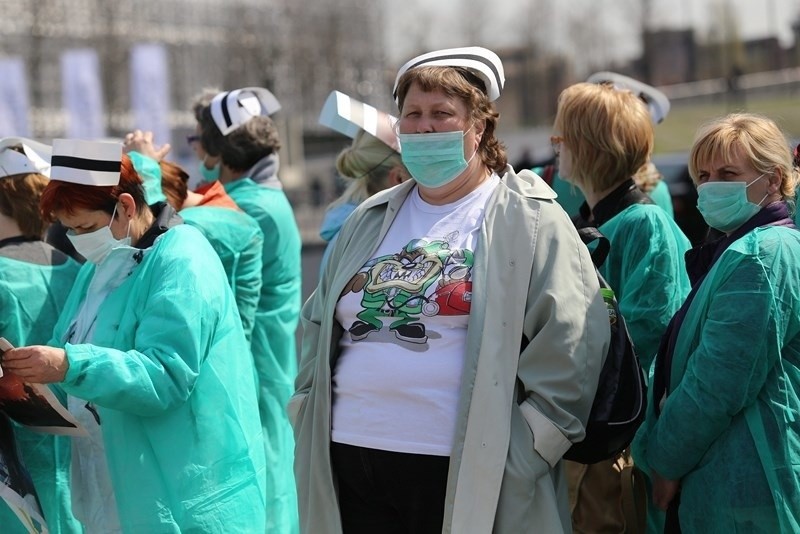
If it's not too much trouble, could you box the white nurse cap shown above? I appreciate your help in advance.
[210,86,282,136]
[586,71,671,124]
[393,46,505,103]
[50,139,121,186]
[0,137,52,178]
[319,91,400,152]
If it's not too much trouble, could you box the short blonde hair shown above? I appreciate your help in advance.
[331,130,404,208]
[688,113,797,205]
[554,82,654,190]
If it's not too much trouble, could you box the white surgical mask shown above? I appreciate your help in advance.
[67,205,132,264]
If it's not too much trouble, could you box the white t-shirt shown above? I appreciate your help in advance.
[332,175,499,456]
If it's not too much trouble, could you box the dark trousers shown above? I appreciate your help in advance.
[330,442,450,534]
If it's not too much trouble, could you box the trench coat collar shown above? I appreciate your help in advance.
[361,164,557,214]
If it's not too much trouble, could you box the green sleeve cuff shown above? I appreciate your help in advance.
[128,151,167,205]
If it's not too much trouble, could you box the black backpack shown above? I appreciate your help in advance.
[561,227,647,464]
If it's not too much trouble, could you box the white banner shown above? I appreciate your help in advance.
[61,49,106,139]
[0,58,31,137]
[130,43,171,148]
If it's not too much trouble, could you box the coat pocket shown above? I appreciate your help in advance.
[507,404,551,484]
[494,405,557,530]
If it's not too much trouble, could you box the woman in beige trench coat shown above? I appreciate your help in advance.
[291,46,610,534]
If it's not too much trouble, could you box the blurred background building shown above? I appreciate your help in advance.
[0,0,387,191]
[2,0,800,253]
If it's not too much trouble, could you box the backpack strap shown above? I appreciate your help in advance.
[577,227,611,268]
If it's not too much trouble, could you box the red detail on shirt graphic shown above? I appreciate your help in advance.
[429,280,472,315]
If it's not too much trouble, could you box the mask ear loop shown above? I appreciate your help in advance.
[108,203,119,228]
[462,125,481,164]
[201,153,219,169]
[109,202,133,239]
[746,173,770,207]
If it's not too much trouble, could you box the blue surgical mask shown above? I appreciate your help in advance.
[198,155,220,183]
[399,129,476,189]
[66,205,132,264]
[696,173,768,232]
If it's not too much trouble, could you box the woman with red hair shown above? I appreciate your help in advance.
[3,140,266,533]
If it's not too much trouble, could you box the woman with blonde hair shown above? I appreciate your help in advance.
[552,82,691,533]
[635,113,800,532]
[554,82,691,373]
[319,129,408,273]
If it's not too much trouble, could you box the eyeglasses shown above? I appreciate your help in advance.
[550,135,564,156]
[186,134,200,145]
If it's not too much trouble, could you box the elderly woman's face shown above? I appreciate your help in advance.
[398,84,470,135]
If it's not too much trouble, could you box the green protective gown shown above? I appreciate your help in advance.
[634,226,800,532]
[598,204,691,373]
[0,252,83,534]
[180,206,264,343]
[127,151,167,204]
[127,152,264,341]
[535,167,675,220]
[224,177,302,534]
[51,225,267,533]
[647,179,674,219]
[598,203,690,534]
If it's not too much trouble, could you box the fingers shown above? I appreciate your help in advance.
[653,491,669,511]
[154,143,172,161]
[122,130,171,160]
[0,346,68,383]
[1,347,34,363]
[651,484,667,510]
[651,478,679,511]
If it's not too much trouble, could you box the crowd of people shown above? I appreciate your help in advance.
[0,43,799,534]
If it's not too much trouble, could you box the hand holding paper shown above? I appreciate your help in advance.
[2,346,69,384]
[0,338,85,437]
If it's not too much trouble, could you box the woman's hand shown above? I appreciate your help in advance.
[123,129,171,161]
[651,470,680,510]
[1,346,69,383]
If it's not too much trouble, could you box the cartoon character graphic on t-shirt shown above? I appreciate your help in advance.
[422,250,473,316]
[341,232,473,344]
